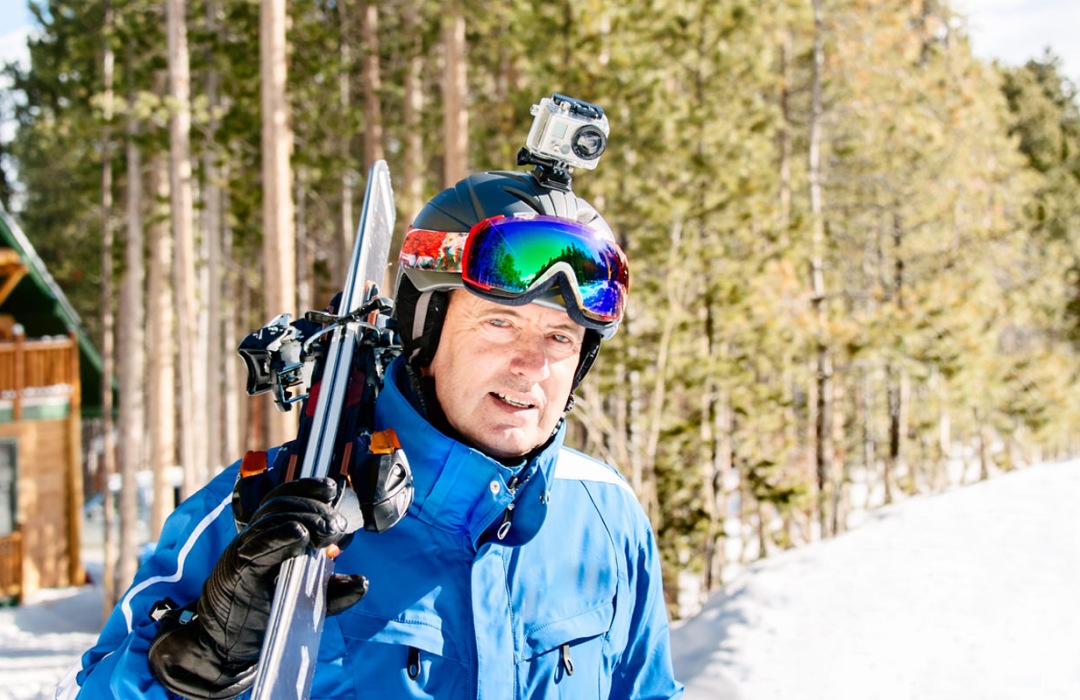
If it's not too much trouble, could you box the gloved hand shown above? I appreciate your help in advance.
[148,477,368,699]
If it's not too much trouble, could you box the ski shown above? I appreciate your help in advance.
[248,160,396,699]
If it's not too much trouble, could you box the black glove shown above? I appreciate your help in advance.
[148,477,368,699]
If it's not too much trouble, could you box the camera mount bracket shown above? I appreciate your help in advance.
[516,147,574,191]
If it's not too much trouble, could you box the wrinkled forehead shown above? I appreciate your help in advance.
[447,289,583,335]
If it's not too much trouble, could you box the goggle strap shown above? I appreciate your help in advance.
[410,291,434,362]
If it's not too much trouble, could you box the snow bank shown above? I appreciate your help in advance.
[670,460,1080,699]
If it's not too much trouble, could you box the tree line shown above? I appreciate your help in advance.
[3,0,1079,617]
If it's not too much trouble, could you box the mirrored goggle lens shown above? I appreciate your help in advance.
[461,215,629,322]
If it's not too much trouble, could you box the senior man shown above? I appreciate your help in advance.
[65,167,683,700]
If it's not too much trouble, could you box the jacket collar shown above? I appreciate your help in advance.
[373,357,563,549]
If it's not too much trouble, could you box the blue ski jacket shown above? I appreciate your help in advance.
[63,358,683,699]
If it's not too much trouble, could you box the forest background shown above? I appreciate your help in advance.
[2,0,1080,619]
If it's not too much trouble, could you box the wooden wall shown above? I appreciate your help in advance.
[0,417,79,596]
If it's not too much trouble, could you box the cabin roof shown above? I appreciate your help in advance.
[0,206,105,416]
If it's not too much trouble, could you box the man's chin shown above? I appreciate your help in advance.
[470,429,543,461]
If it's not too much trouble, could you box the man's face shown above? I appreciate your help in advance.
[423,291,585,459]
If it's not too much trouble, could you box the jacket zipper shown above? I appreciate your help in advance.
[497,474,523,540]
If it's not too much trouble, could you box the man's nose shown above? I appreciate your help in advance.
[510,332,551,380]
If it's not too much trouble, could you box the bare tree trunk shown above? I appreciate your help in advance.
[692,14,727,593]
[99,0,118,616]
[777,24,793,234]
[830,377,847,534]
[260,0,298,446]
[639,219,684,525]
[703,376,733,595]
[296,170,312,313]
[756,500,768,559]
[336,1,355,287]
[809,0,834,539]
[147,150,176,537]
[698,326,718,597]
[887,212,911,496]
[738,469,753,564]
[361,1,384,170]
[608,360,630,475]
[117,111,145,592]
[222,200,242,462]
[393,1,425,282]
[976,409,991,481]
[933,370,950,491]
[778,17,803,541]
[242,282,266,454]
[884,364,900,502]
[442,10,468,187]
[203,0,224,474]
[859,367,875,509]
[166,0,204,498]
[629,363,646,498]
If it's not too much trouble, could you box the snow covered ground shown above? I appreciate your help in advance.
[1,460,1077,699]
[671,459,1080,699]
[0,583,101,699]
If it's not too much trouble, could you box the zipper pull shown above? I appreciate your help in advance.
[497,502,515,540]
[407,646,421,680]
[495,473,524,540]
[560,643,575,676]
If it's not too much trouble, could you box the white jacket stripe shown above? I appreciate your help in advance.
[119,492,233,632]
[554,449,635,497]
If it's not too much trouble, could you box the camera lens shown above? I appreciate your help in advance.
[571,125,607,160]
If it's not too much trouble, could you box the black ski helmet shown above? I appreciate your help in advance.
[393,169,624,389]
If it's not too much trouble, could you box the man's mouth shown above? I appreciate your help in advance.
[493,392,535,409]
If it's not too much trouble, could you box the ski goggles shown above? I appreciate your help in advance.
[399,214,629,330]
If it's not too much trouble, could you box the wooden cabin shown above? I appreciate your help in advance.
[0,207,103,602]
